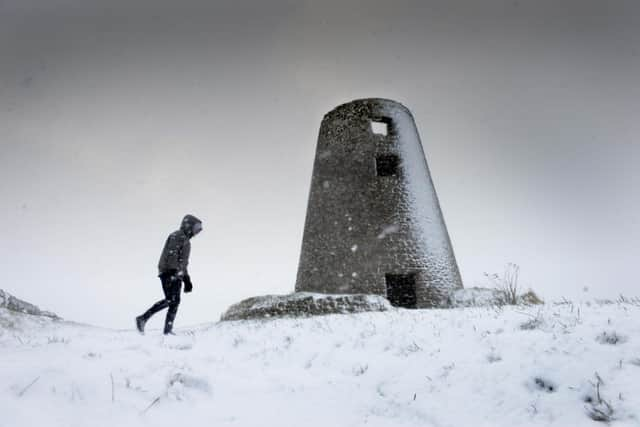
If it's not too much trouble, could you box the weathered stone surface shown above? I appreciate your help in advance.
[296,98,463,308]
[0,289,60,319]
[220,292,391,321]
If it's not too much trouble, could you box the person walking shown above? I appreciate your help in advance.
[136,214,203,335]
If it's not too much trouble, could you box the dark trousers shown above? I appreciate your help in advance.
[141,272,182,333]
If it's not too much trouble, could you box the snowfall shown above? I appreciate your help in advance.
[2,298,640,427]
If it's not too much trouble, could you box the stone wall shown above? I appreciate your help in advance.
[221,293,391,321]
[0,289,60,319]
[295,98,463,307]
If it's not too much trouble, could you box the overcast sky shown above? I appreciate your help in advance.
[1,0,638,328]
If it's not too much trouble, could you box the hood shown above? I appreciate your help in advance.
[180,214,203,238]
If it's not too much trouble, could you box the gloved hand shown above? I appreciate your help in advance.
[183,274,193,293]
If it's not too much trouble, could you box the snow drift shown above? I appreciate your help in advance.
[1,299,639,427]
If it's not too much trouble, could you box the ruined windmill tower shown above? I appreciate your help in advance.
[295,98,463,308]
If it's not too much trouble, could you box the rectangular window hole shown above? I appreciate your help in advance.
[385,273,417,309]
[371,120,388,136]
[376,154,399,177]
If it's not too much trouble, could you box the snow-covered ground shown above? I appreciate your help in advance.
[1,300,639,427]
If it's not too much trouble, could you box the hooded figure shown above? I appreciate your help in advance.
[136,214,203,335]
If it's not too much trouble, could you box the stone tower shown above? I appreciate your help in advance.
[295,98,463,308]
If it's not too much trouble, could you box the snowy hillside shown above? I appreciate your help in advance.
[1,300,640,427]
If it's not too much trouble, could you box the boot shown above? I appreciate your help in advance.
[164,306,177,335]
[135,315,146,334]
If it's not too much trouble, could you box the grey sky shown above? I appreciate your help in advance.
[1,0,638,328]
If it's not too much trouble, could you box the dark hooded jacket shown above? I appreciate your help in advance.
[158,214,202,276]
